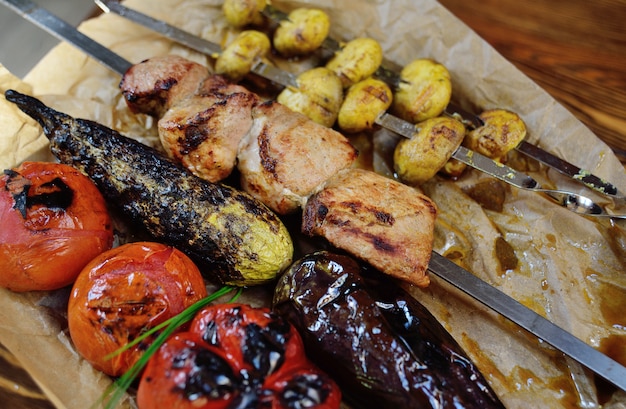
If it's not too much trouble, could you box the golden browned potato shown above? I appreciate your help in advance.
[222,0,266,28]
[215,30,271,81]
[337,77,392,133]
[394,116,466,185]
[392,58,452,123]
[440,158,467,179]
[464,109,527,162]
[273,8,330,57]
[276,67,344,127]
[325,37,383,88]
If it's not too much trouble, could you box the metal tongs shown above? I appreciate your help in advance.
[94,0,626,219]
[2,0,626,393]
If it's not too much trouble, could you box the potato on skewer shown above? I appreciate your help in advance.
[394,116,467,185]
[222,0,266,27]
[326,37,384,88]
[464,108,527,162]
[392,58,453,124]
[337,77,393,133]
[215,30,271,81]
[273,8,331,57]
[276,67,344,127]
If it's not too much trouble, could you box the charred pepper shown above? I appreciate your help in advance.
[136,303,342,408]
[273,251,505,409]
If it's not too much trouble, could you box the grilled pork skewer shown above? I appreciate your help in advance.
[121,54,438,287]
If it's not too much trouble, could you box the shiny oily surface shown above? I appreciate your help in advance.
[273,251,504,409]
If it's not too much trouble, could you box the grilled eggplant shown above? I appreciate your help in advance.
[5,89,293,286]
[273,251,505,409]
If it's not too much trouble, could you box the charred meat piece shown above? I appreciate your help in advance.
[158,78,260,182]
[237,100,358,215]
[273,251,505,409]
[302,168,436,287]
[119,55,210,118]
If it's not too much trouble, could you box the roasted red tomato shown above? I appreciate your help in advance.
[67,241,208,377]
[136,304,341,409]
[0,161,114,292]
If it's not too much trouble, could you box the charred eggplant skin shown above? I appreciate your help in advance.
[5,90,293,286]
[273,251,504,409]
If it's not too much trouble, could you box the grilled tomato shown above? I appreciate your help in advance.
[0,161,113,292]
[67,241,208,377]
[136,303,341,409]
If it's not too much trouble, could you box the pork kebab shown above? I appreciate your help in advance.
[120,55,438,288]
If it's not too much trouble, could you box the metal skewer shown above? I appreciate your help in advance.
[262,4,625,202]
[96,0,625,219]
[3,0,626,393]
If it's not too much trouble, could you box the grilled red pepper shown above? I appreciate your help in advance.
[136,303,341,409]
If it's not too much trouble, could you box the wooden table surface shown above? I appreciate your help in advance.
[439,0,626,163]
[2,1,626,408]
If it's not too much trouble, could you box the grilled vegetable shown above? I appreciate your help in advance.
[0,161,114,292]
[464,109,527,162]
[276,67,344,127]
[137,303,342,408]
[215,30,271,81]
[273,251,505,409]
[5,90,294,286]
[67,241,208,377]
[325,37,383,88]
[392,58,452,123]
[273,8,331,57]
[394,116,466,185]
[222,0,266,28]
[337,77,392,133]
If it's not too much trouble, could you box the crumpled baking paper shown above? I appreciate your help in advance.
[1,0,626,408]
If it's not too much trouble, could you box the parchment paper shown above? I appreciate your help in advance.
[1,0,626,408]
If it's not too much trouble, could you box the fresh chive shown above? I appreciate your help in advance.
[93,285,238,409]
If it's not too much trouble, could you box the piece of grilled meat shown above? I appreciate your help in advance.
[237,100,358,215]
[303,168,437,287]
[159,76,260,182]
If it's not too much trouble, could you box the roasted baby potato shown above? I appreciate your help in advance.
[392,58,452,123]
[394,116,466,185]
[277,67,344,127]
[326,37,383,88]
[273,8,330,57]
[464,109,527,162]
[215,30,271,81]
[337,77,392,133]
[440,157,467,179]
[222,0,266,28]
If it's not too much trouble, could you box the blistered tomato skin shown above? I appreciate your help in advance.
[136,304,341,409]
[0,161,114,292]
[67,241,208,377]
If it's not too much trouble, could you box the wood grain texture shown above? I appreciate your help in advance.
[438,0,626,162]
[0,344,56,409]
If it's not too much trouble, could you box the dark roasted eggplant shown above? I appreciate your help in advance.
[272,251,504,409]
[5,89,293,286]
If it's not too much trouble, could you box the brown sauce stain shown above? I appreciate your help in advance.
[494,236,518,273]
